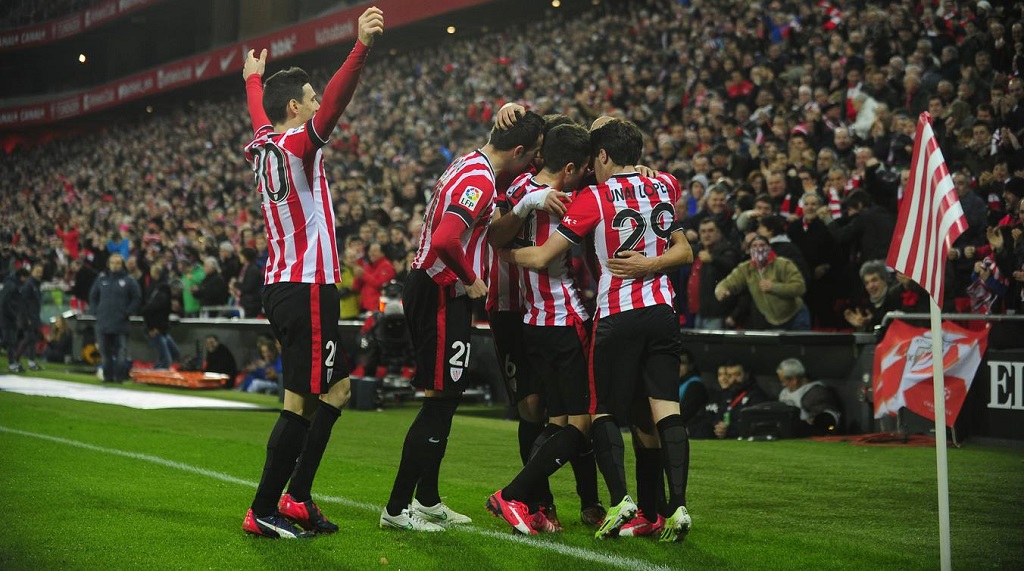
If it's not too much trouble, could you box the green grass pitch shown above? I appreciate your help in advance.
[1,366,1021,570]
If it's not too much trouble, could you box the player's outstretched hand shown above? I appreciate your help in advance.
[358,6,385,47]
[465,278,488,299]
[607,250,655,278]
[496,103,526,130]
[243,48,267,79]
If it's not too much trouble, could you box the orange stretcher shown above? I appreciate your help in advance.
[130,369,229,389]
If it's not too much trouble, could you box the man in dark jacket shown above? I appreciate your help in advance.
[140,265,180,369]
[17,265,45,371]
[203,335,238,388]
[69,258,98,313]
[687,218,740,329]
[688,361,769,439]
[89,254,141,382]
[2,268,28,373]
[824,190,897,266]
[193,257,230,314]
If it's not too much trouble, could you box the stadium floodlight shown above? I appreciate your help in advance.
[78,54,87,63]
[446,26,456,34]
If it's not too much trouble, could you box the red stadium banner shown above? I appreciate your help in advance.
[0,0,491,129]
[872,319,989,427]
[0,0,165,51]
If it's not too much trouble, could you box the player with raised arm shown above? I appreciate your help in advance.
[379,109,545,532]
[239,7,383,539]
[504,119,695,542]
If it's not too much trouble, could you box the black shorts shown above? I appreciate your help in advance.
[524,317,591,418]
[404,269,473,392]
[489,310,539,403]
[262,282,348,395]
[590,304,682,423]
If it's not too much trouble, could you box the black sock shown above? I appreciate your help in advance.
[414,397,459,507]
[634,442,664,519]
[527,423,560,506]
[657,415,690,511]
[504,425,585,502]
[251,410,310,517]
[519,420,547,465]
[385,405,434,516]
[384,397,459,515]
[591,416,628,505]
[286,401,342,502]
[570,438,600,508]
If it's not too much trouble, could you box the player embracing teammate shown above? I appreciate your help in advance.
[496,117,695,542]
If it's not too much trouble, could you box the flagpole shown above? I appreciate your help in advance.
[929,298,951,571]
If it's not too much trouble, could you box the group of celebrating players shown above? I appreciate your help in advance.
[239,7,694,544]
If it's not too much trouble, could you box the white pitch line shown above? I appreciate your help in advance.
[0,426,680,571]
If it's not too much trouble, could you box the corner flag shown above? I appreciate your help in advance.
[885,112,968,305]
[884,111,970,571]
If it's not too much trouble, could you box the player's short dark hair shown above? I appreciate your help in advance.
[590,119,643,166]
[541,124,591,174]
[263,67,311,125]
[542,114,577,138]
[488,110,544,152]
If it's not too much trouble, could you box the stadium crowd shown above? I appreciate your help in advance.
[2,0,1024,335]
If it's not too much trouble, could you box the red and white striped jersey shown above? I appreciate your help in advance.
[509,175,589,326]
[412,150,496,286]
[245,121,340,285]
[485,171,531,313]
[557,172,682,317]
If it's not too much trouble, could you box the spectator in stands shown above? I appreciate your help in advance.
[233,247,263,319]
[219,242,241,287]
[822,189,897,267]
[140,264,180,370]
[683,184,735,243]
[967,227,1013,314]
[353,242,395,314]
[715,235,810,331]
[203,335,238,388]
[688,361,767,440]
[240,340,283,395]
[43,315,74,364]
[677,348,707,424]
[68,258,97,314]
[844,260,900,333]
[757,215,812,286]
[89,254,141,383]
[687,218,740,329]
[338,239,362,320]
[192,257,230,313]
[776,358,842,436]
[178,257,205,317]
[126,254,150,303]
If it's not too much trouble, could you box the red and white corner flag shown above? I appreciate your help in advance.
[885,111,968,571]
[886,112,968,304]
